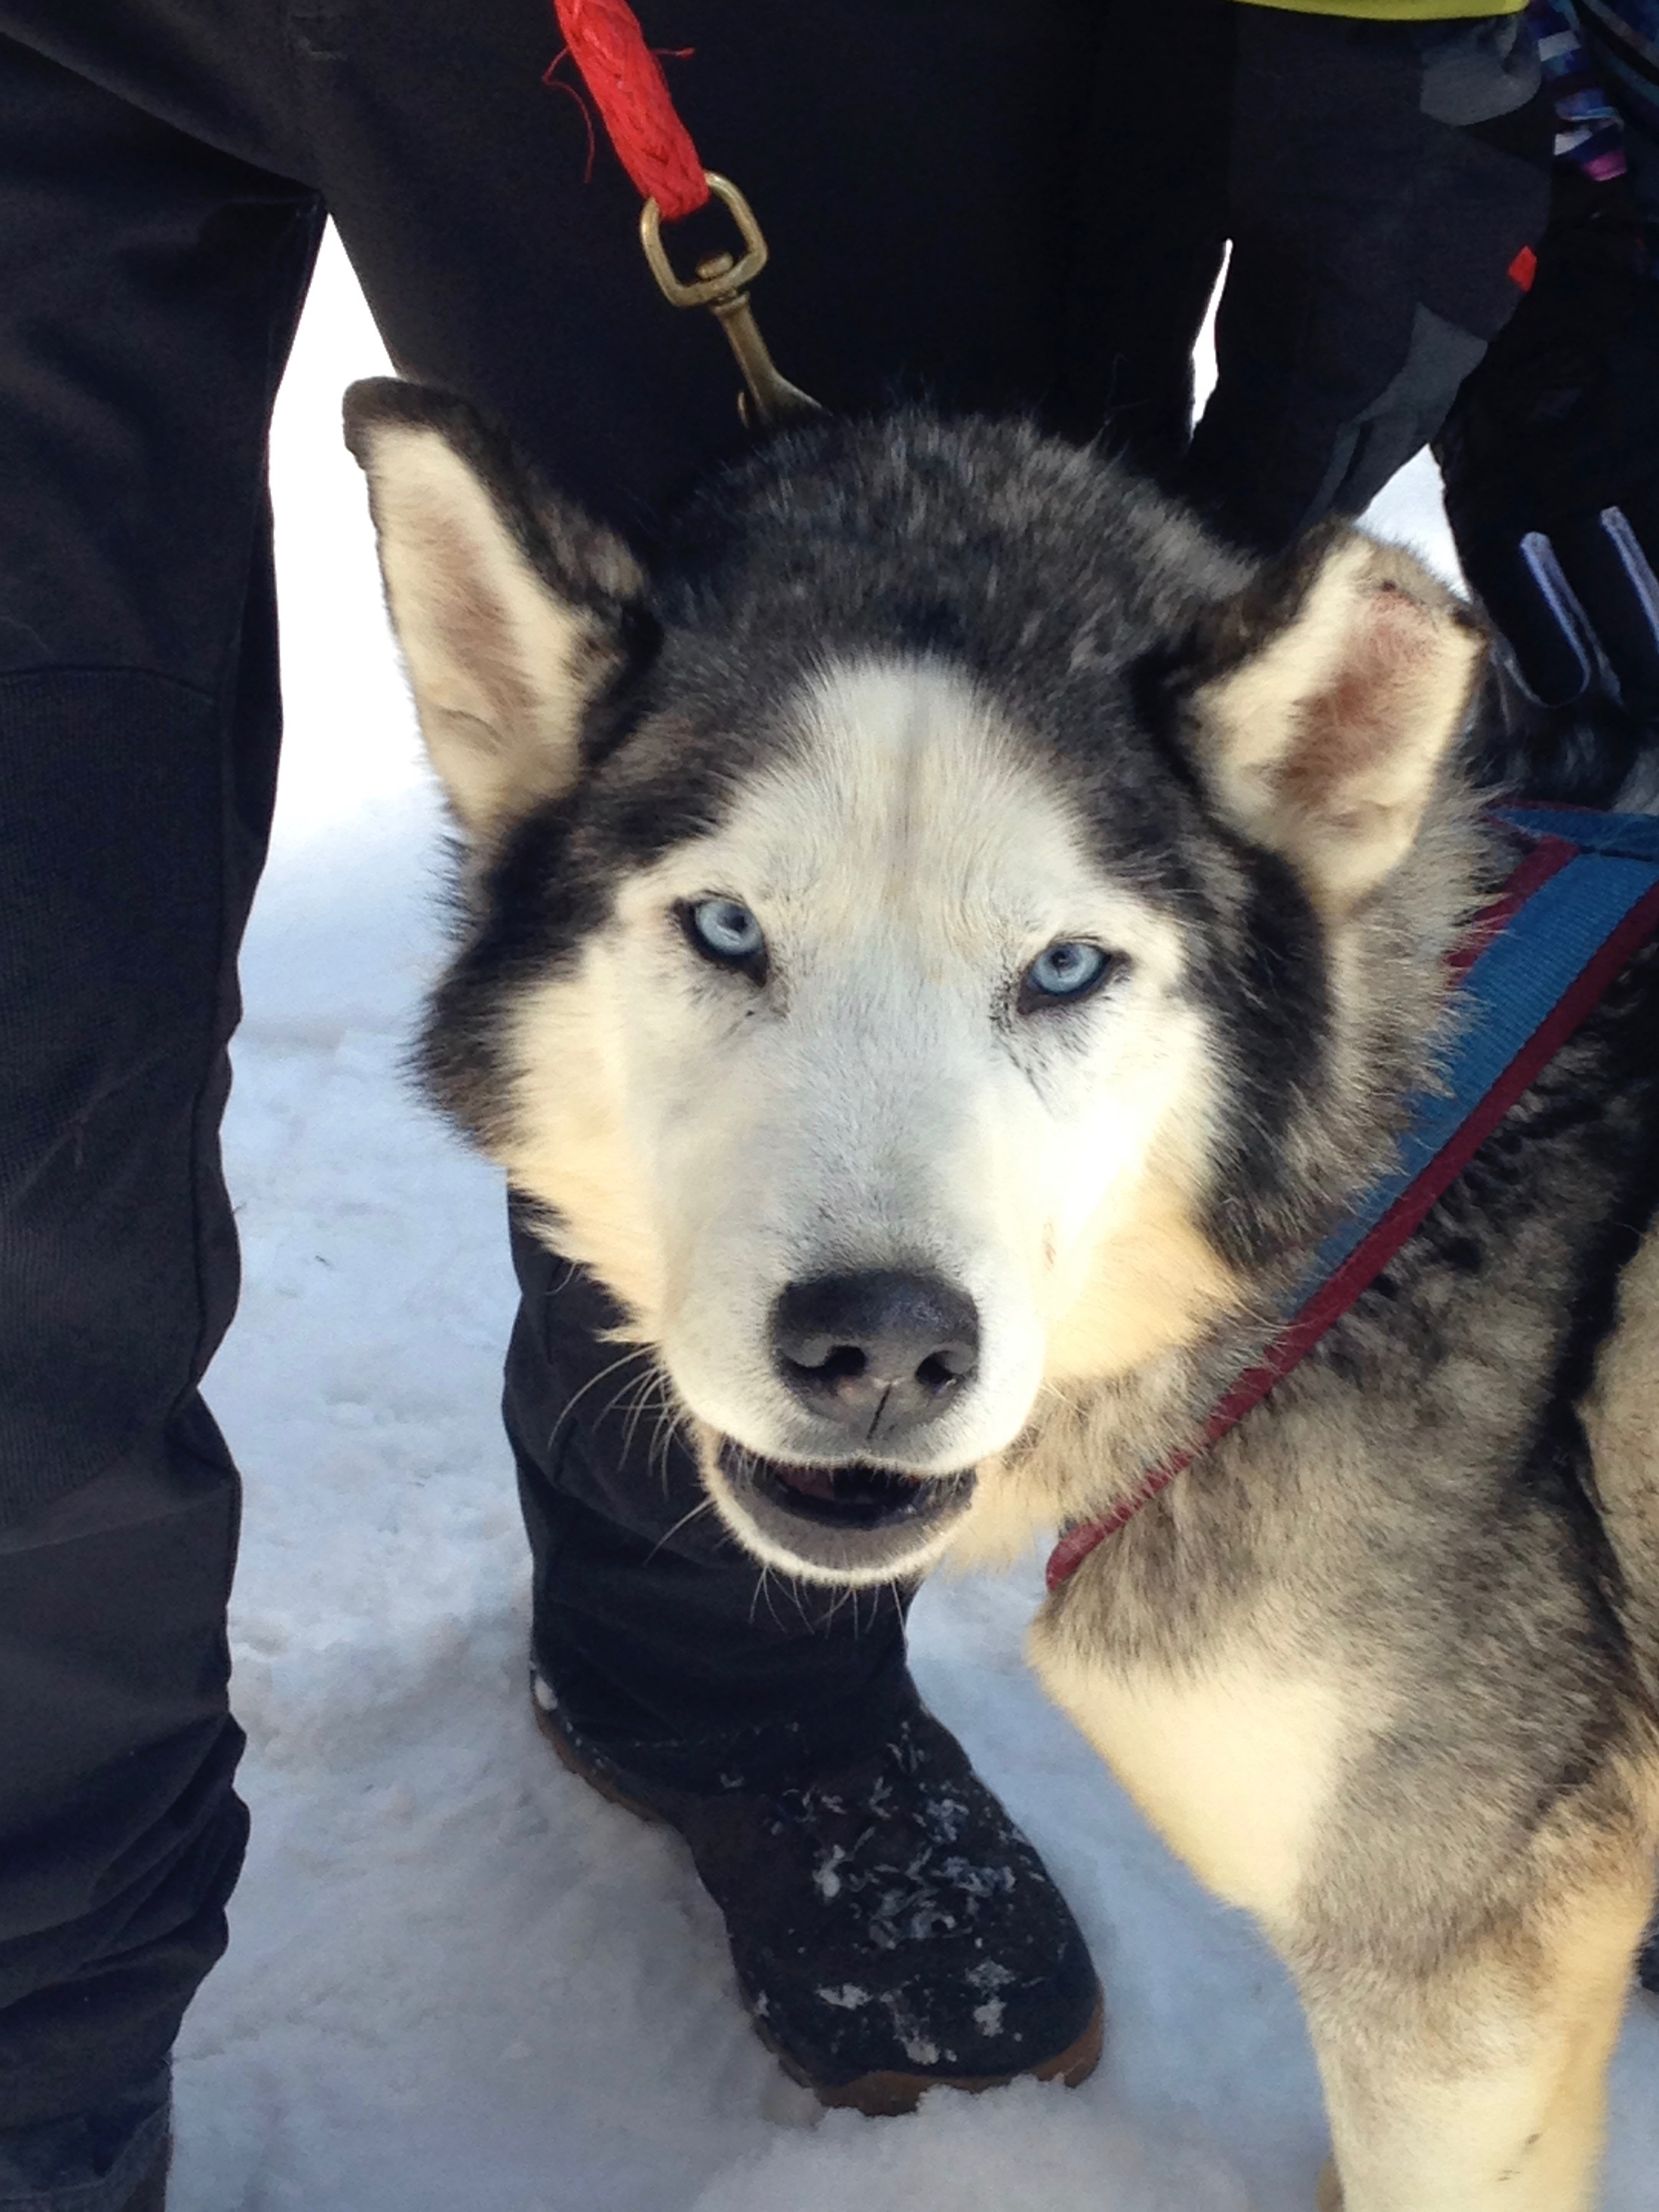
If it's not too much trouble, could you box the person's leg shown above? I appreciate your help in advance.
[1188,11,1554,551]
[0,28,319,2203]
[506,1246,1102,2113]
[1047,3,1555,554]
[1048,0,1235,472]
[302,0,1114,2101]
[301,0,1113,520]
[296,0,1122,1776]
[0,0,1116,2128]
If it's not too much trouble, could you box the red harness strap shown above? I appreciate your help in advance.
[550,0,710,220]
[1046,834,1659,1593]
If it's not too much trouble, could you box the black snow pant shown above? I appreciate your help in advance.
[0,0,1549,2177]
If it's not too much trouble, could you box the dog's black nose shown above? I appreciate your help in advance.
[771,1271,980,1439]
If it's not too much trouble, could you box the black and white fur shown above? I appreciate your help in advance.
[347,380,1659,2211]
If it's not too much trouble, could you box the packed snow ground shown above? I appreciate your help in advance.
[167,232,1659,2211]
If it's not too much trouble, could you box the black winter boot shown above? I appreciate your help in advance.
[533,1668,1103,2114]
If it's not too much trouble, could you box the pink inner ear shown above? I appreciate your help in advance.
[433,565,535,733]
[1285,583,1440,811]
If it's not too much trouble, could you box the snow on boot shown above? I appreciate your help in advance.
[533,1669,1103,2114]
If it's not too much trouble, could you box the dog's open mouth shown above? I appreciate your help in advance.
[718,1439,976,1530]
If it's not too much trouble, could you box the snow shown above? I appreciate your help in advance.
[165,228,1659,2210]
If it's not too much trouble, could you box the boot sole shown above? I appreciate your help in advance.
[750,1982,1105,2116]
[535,1691,1107,2115]
[534,1695,672,1824]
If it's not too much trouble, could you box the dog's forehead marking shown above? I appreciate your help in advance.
[783,659,1074,912]
[630,657,1183,980]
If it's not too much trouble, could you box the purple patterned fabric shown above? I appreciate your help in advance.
[1578,0,1659,152]
[1530,0,1629,176]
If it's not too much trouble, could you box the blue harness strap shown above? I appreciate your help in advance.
[1313,806,1659,1282]
[1048,804,1659,1591]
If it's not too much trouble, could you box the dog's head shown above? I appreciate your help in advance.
[346,383,1483,1584]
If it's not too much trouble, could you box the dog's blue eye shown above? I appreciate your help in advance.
[1021,941,1113,1008]
[685,897,766,969]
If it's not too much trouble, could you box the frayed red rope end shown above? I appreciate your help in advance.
[550,0,710,220]
[541,50,599,186]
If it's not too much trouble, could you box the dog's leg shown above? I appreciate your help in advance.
[1034,1631,1654,2212]
[1300,1851,1650,2212]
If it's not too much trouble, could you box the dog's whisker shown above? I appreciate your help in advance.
[623,1370,670,1451]
[541,1345,655,1460]
[645,1392,691,1493]
[642,1494,717,1567]
[614,1366,675,1460]
[749,1563,790,1635]
[599,1362,668,1435]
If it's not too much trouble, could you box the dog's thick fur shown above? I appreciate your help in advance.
[347,379,1659,2211]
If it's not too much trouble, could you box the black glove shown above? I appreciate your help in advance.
[1436,167,1659,800]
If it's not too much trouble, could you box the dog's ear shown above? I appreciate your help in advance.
[344,378,648,839]
[1187,522,1484,916]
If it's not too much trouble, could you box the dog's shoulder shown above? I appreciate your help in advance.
[1293,925,1659,1676]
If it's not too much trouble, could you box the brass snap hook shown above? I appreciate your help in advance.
[639,172,823,430]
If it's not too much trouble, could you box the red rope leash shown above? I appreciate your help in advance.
[549,0,710,221]
[544,0,821,427]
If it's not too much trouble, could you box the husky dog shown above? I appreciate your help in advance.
[346,378,1659,2212]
